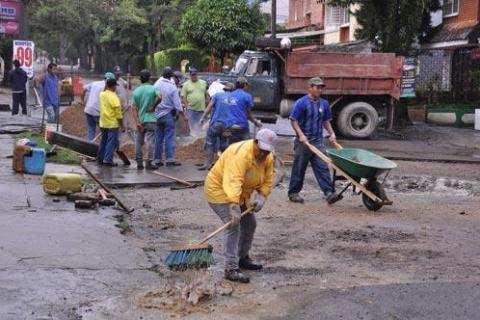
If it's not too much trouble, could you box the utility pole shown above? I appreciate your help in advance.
[271,0,277,39]
[20,0,30,40]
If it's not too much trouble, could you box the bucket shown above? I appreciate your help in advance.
[72,76,84,97]
[23,148,46,175]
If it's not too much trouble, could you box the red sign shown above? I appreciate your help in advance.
[0,1,21,34]
[0,21,19,34]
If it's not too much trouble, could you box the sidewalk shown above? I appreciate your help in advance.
[0,114,161,319]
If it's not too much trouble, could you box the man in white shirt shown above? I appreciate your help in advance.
[81,72,115,141]
[113,66,129,110]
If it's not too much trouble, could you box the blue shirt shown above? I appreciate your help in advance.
[210,92,232,125]
[43,73,59,108]
[226,89,254,129]
[153,78,182,119]
[290,95,332,140]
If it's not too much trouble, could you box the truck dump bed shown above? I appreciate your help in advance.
[285,51,404,99]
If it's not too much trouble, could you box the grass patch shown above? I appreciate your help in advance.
[14,132,81,165]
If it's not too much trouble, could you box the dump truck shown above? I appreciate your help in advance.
[201,42,404,138]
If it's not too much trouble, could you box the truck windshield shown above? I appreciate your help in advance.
[231,57,248,75]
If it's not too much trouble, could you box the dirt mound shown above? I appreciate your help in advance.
[176,138,206,161]
[60,102,88,139]
[60,103,206,162]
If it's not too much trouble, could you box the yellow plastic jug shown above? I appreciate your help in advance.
[43,173,83,195]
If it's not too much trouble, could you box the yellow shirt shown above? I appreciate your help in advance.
[204,140,274,207]
[99,90,122,128]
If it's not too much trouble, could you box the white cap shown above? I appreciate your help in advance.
[256,128,277,152]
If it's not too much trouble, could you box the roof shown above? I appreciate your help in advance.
[265,29,324,39]
[422,21,480,49]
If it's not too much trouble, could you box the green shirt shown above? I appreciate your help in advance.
[133,84,159,124]
[181,79,208,111]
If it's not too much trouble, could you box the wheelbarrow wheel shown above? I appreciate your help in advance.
[362,180,386,211]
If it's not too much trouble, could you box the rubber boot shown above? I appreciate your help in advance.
[198,147,215,171]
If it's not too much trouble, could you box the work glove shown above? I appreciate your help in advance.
[229,204,242,226]
[252,194,266,213]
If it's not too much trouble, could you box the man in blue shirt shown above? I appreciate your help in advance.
[152,67,187,167]
[198,81,235,171]
[225,77,261,144]
[288,77,339,204]
[42,63,59,123]
[9,60,28,116]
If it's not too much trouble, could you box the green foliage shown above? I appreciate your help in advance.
[181,0,267,55]
[27,0,194,71]
[328,0,441,55]
[147,47,204,75]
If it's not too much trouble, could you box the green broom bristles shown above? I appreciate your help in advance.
[165,244,214,270]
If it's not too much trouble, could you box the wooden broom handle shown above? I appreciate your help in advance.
[153,170,195,187]
[198,207,255,245]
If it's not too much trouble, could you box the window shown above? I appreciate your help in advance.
[443,0,459,17]
[231,57,248,75]
[326,6,349,26]
[340,6,350,25]
[245,58,259,76]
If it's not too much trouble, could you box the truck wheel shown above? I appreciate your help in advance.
[337,102,378,139]
[280,99,295,118]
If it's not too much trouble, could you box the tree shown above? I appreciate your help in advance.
[180,0,267,60]
[329,0,440,56]
[328,0,441,125]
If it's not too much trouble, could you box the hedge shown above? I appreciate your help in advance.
[146,47,205,75]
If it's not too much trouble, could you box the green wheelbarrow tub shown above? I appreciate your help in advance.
[327,148,397,179]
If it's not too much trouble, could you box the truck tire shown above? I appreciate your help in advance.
[255,37,283,49]
[337,102,378,139]
[280,99,295,118]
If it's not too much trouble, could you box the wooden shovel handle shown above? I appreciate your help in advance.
[330,140,344,149]
[198,207,255,245]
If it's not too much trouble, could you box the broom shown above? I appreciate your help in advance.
[165,207,255,270]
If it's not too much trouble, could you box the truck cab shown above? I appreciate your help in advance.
[229,51,281,114]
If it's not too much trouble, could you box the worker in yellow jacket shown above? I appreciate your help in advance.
[205,128,277,283]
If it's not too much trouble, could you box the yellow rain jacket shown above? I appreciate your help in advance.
[205,139,274,207]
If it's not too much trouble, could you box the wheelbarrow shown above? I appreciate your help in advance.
[304,141,397,211]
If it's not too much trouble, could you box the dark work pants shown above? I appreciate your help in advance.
[12,91,27,115]
[288,138,333,196]
[98,128,119,164]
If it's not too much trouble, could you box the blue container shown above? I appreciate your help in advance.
[23,148,46,175]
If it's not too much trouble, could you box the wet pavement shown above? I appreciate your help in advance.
[84,161,207,188]
[0,133,161,320]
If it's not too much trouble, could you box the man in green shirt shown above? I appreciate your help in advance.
[181,67,208,131]
[132,69,162,170]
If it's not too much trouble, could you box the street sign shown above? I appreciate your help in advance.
[401,57,417,98]
[13,40,35,77]
[0,1,21,34]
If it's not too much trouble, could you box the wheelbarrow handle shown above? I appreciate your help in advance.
[303,141,383,203]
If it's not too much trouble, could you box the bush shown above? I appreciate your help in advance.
[147,47,204,75]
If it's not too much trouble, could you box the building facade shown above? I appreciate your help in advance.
[284,0,360,46]
[419,0,480,98]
